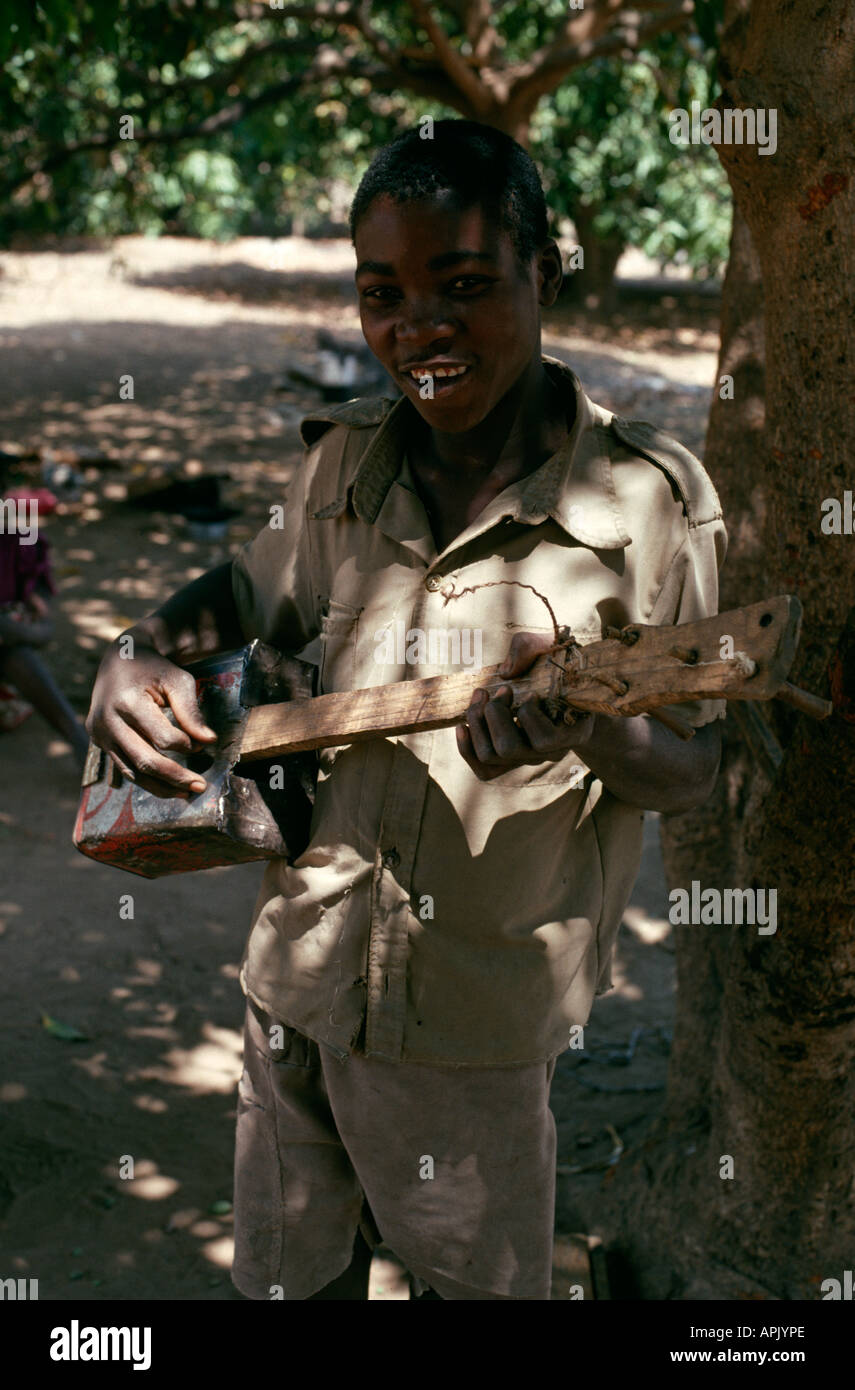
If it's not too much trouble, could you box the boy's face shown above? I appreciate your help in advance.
[354,192,560,434]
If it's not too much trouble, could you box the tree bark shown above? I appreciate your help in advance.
[658,200,766,1129]
[696,0,855,1299]
[603,0,855,1299]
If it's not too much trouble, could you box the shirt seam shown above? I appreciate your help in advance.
[304,467,320,635]
[643,529,691,624]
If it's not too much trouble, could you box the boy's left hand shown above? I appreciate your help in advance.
[456,632,594,782]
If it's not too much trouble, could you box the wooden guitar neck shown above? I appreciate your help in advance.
[236,595,829,761]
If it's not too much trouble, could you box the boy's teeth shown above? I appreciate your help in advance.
[412,365,468,379]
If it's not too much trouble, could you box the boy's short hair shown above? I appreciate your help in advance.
[349,119,550,270]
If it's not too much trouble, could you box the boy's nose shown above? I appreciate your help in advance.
[395,300,457,339]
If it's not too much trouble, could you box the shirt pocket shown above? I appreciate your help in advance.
[318,597,362,693]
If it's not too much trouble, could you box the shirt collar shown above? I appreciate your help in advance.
[345,355,631,550]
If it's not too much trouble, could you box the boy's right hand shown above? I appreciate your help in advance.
[85,641,218,799]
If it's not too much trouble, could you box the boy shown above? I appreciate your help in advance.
[85,120,726,1300]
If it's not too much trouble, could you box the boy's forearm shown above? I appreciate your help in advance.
[574,714,721,814]
[125,561,245,663]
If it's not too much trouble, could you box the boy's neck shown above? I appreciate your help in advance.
[405,359,576,555]
[410,358,573,488]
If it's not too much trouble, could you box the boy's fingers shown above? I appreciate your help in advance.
[455,723,503,782]
[103,722,208,795]
[163,675,217,742]
[482,689,528,759]
[465,690,498,765]
[499,631,555,678]
[515,698,568,752]
[118,698,194,754]
[455,723,478,771]
[107,751,192,801]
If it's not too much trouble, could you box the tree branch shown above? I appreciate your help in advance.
[462,0,498,63]
[526,0,627,71]
[345,2,399,66]
[505,1,694,110]
[522,0,691,77]
[3,0,698,205]
[3,46,366,201]
[2,45,481,206]
[118,35,337,99]
[406,0,490,113]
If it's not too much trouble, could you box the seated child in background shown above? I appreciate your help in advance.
[0,466,89,767]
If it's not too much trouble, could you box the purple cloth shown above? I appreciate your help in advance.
[0,532,56,605]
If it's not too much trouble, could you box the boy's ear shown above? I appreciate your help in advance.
[537,240,564,307]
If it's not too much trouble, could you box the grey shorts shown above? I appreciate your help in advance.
[231,994,558,1300]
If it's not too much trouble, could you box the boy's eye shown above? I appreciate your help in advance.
[361,276,494,302]
[449,276,492,292]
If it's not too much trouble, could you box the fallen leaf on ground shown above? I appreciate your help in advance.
[41,1012,90,1042]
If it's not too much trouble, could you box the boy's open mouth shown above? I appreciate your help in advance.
[402,363,473,395]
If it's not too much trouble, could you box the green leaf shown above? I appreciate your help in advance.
[41,1012,89,1042]
[209,1199,232,1215]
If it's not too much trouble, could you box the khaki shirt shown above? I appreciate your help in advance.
[231,355,727,1066]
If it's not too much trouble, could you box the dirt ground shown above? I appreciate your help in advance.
[0,237,720,1300]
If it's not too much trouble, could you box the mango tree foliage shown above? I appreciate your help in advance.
[1,0,728,280]
[533,46,731,277]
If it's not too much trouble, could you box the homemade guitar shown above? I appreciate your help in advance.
[72,594,830,877]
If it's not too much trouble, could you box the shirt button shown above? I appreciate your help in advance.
[382,848,400,868]
[425,574,443,591]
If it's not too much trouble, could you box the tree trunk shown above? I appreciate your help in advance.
[603,0,855,1299]
[560,204,624,315]
[697,0,855,1299]
[658,201,766,1130]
